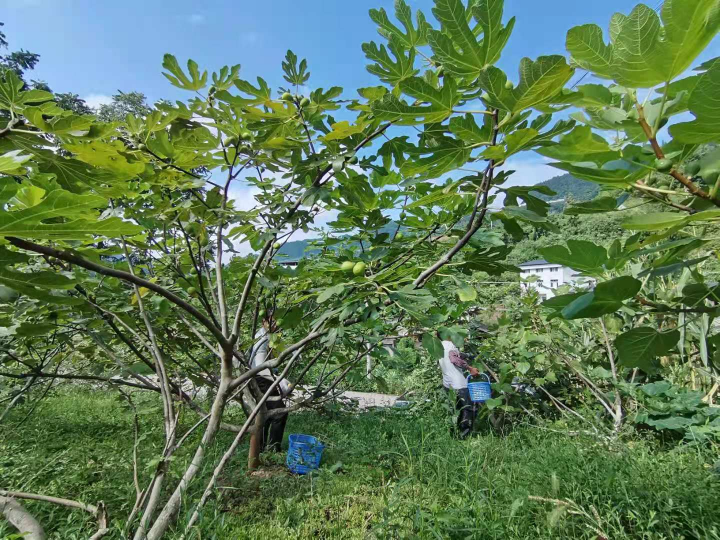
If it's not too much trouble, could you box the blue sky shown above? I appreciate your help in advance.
[3,0,719,244]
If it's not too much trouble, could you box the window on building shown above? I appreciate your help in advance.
[550,279,558,288]
[539,294,547,301]
[550,267,558,273]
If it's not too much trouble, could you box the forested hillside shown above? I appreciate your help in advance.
[279,175,600,258]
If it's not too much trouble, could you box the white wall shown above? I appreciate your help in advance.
[519,263,588,300]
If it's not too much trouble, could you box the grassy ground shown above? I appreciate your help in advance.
[1,390,719,539]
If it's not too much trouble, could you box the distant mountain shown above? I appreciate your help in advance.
[535,173,600,205]
[277,175,600,259]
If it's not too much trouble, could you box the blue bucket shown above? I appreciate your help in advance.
[467,374,492,403]
[286,434,325,475]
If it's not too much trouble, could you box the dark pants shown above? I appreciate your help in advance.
[256,377,288,452]
[454,388,477,439]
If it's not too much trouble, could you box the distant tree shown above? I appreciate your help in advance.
[97,91,152,121]
[54,92,94,115]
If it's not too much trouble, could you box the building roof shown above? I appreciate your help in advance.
[519,259,552,267]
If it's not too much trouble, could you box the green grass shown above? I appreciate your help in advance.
[1,390,719,539]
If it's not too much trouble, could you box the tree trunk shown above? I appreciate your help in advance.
[0,496,45,540]
[247,408,266,471]
[143,356,233,540]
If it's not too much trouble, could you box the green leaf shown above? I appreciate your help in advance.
[371,77,457,125]
[282,50,310,86]
[162,54,208,91]
[15,322,56,337]
[0,266,76,290]
[513,56,574,112]
[549,163,632,185]
[64,140,145,176]
[671,62,720,143]
[621,212,690,231]
[561,292,621,319]
[594,276,642,301]
[565,24,614,79]
[369,0,431,49]
[564,196,619,215]
[422,333,444,359]
[615,327,680,372]
[363,39,417,86]
[479,57,574,113]
[516,361,530,375]
[448,114,491,144]
[389,285,435,319]
[472,0,516,67]
[0,246,30,265]
[646,416,695,431]
[317,284,345,303]
[321,121,366,142]
[400,137,470,178]
[428,0,514,79]
[538,240,608,273]
[428,0,485,78]
[456,282,477,302]
[567,0,720,88]
[536,125,619,164]
[0,150,32,174]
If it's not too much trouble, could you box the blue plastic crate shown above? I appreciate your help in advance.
[467,374,492,403]
[286,434,325,474]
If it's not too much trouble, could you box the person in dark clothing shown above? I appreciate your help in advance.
[249,315,289,452]
[255,376,288,452]
[437,338,479,439]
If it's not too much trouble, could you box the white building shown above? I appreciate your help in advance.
[518,259,589,300]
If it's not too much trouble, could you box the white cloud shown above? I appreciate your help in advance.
[82,93,113,110]
[187,13,206,25]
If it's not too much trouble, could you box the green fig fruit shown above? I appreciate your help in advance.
[187,287,198,297]
[341,261,355,272]
[223,136,238,147]
[701,168,720,184]
[137,143,147,150]
[281,92,293,101]
[654,158,673,173]
[481,92,490,101]
[347,155,359,165]
[240,130,252,140]
[685,161,701,176]
[353,262,366,276]
[300,97,311,107]
[396,232,404,240]
[504,80,513,89]
[186,222,200,236]
[273,242,281,250]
